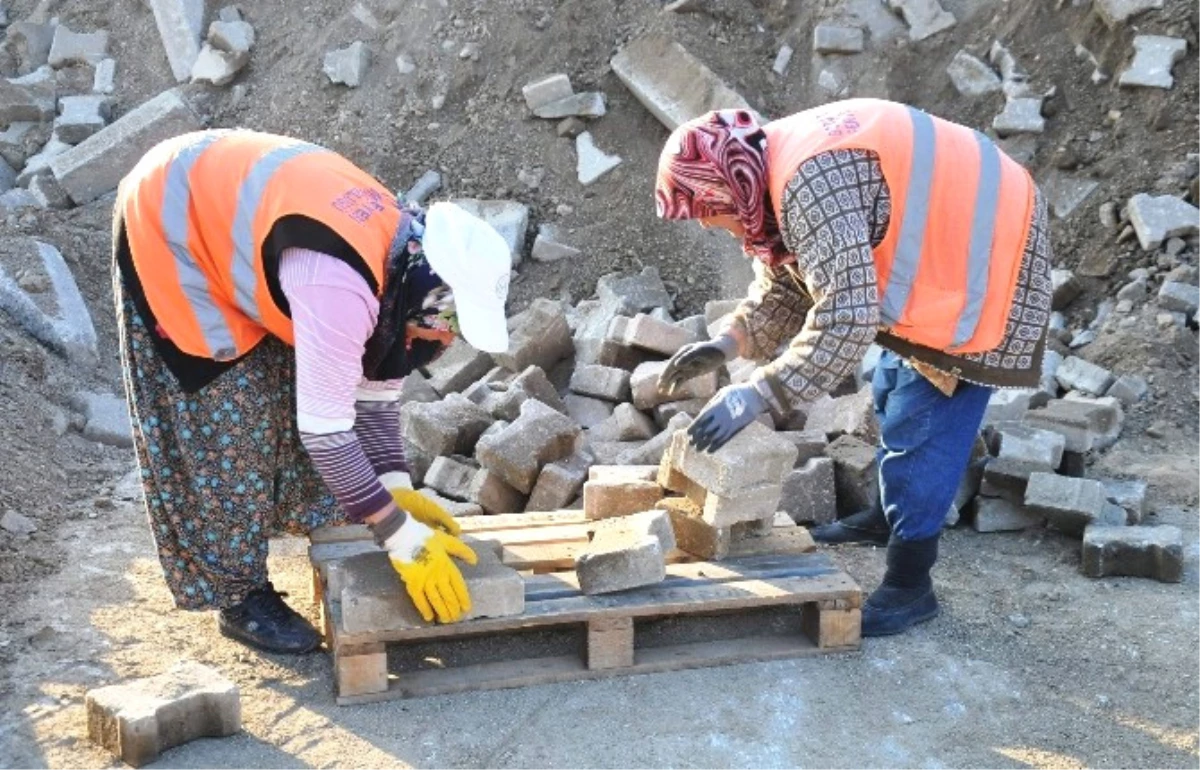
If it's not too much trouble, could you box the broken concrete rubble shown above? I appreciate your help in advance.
[993,96,1045,136]
[576,131,621,186]
[1126,193,1200,251]
[47,26,109,67]
[1093,0,1163,27]
[1054,356,1114,397]
[887,0,956,42]
[149,0,204,83]
[947,50,1002,97]
[522,73,573,111]
[534,92,606,120]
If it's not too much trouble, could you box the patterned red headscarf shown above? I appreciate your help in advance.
[654,109,789,266]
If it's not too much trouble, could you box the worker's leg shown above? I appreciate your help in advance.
[864,351,992,636]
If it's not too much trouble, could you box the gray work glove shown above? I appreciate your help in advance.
[657,334,739,397]
[687,383,768,453]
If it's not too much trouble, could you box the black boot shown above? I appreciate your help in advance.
[810,499,889,545]
[218,582,322,654]
[861,535,941,637]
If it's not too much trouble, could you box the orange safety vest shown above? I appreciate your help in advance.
[117,130,402,362]
[762,99,1034,354]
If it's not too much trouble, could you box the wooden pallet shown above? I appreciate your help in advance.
[310,512,861,703]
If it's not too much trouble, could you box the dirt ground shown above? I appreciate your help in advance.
[0,0,1198,767]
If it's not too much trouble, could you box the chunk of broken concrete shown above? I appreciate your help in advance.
[576,131,621,186]
[323,41,369,87]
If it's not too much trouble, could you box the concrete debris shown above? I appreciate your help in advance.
[218,6,243,23]
[772,45,793,76]
[531,225,580,263]
[469,467,527,514]
[48,26,109,67]
[55,94,110,144]
[17,134,72,186]
[0,157,13,192]
[582,477,664,520]
[424,456,479,501]
[611,33,755,131]
[534,91,606,120]
[804,385,878,444]
[1041,171,1100,220]
[3,22,55,75]
[971,496,1041,533]
[590,403,658,442]
[149,0,205,82]
[556,117,587,138]
[191,43,246,86]
[630,360,717,410]
[395,53,416,75]
[660,420,797,501]
[72,392,130,448]
[1,66,57,125]
[26,172,67,208]
[993,96,1044,136]
[1024,472,1107,537]
[984,389,1034,427]
[570,364,631,403]
[619,312,699,356]
[0,121,44,169]
[50,88,202,205]
[400,395,492,482]
[564,394,615,429]
[576,131,621,186]
[617,412,692,466]
[481,365,568,421]
[1106,374,1147,407]
[324,41,370,87]
[404,169,441,205]
[823,434,878,517]
[1082,525,1182,582]
[426,338,494,395]
[93,58,116,94]
[1054,356,1114,397]
[449,198,529,264]
[1118,35,1187,90]
[206,19,255,54]
[813,25,864,55]
[1093,0,1163,26]
[946,50,1002,97]
[476,399,581,494]
[86,661,240,768]
[598,267,672,317]
[0,240,98,364]
[887,0,956,42]
[526,453,592,512]
[1158,281,1200,316]
[522,73,573,111]
[494,298,572,374]
[0,187,37,211]
[997,423,1065,471]
[1127,193,1200,251]
[1101,478,1148,524]
[0,509,37,535]
[576,509,675,595]
[780,457,837,525]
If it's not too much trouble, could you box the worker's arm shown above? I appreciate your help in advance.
[749,167,881,416]
[721,262,815,363]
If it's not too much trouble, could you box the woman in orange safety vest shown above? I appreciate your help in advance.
[654,100,1052,637]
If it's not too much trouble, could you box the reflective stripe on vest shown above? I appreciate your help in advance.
[160,139,329,360]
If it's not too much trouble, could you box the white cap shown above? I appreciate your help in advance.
[422,201,512,353]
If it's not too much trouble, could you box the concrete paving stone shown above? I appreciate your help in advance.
[190,42,247,86]
[86,660,239,768]
[50,88,202,204]
[482,365,567,421]
[469,467,527,514]
[1093,0,1163,26]
[149,0,204,82]
[570,364,631,402]
[780,457,837,526]
[1054,355,1114,396]
[616,412,692,466]
[448,198,530,264]
[996,424,1065,469]
[1024,472,1107,537]
[776,430,829,466]
[1106,374,1148,407]
[493,298,572,373]
[424,456,478,502]
[0,121,45,169]
[48,26,108,67]
[992,96,1045,136]
[621,312,699,356]
[887,0,956,41]
[1081,524,1182,582]
[701,480,782,527]
[946,50,1002,97]
[55,94,110,144]
[576,131,622,186]
[676,314,709,341]
[610,33,754,131]
[597,267,673,316]
[1118,35,1187,90]
[590,403,658,442]
[772,45,793,76]
[813,25,864,54]
[1051,272,1083,314]
[400,394,492,460]
[0,239,98,364]
[667,420,798,498]
[981,455,1047,500]
[576,510,675,594]
[17,136,74,187]
[588,465,660,483]
[323,41,369,87]
[3,22,55,75]
[71,391,133,447]
[1158,281,1200,316]
[653,398,708,429]
[803,384,878,444]
[426,338,494,396]
[208,20,255,54]
[591,440,645,466]
[530,225,580,263]
[1116,279,1148,304]
[399,371,440,404]
[596,336,654,372]
[534,91,606,119]
[984,389,1034,427]
[521,73,572,111]
[0,65,56,124]
[823,434,879,517]
[971,496,1042,533]
[1022,403,1094,453]
[1057,394,1125,449]
[1041,171,1100,220]
[564,394,615,429]
[526,453,592,512]
[1127,193,1200,251]
[1100,478,1148,524]
[475,399,581,493]
[583,478,664,520]
[658,497,730,560]
[630,360,717,410]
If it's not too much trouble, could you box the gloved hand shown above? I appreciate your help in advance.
[371,509,477,623]
[658,334,739,397]
[688,383,768,453]
[389,487,461,537]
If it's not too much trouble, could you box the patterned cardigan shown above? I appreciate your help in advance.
[727,148,1053,414]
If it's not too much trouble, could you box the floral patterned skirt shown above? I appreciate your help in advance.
[117,286,344,611]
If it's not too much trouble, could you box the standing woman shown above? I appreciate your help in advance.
[113,129,512,653]
[654,100,1052,637]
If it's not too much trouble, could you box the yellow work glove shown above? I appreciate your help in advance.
[377,513,477,624]
[389,487,462,537]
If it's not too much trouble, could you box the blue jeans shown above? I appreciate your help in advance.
[872,350,992,541]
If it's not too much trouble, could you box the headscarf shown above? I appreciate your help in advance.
[362,203,460,380]
[654,109,791,267]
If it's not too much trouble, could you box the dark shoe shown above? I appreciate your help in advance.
[218,582,322,654]
[861,535,941,637]
[811,503,889,545]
